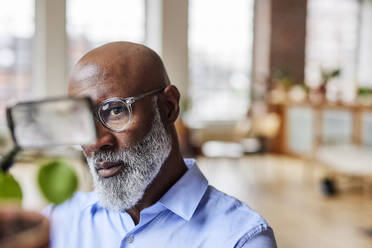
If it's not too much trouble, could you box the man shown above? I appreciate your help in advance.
[45,42,277,248]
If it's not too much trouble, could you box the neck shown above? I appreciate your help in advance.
[125,147,187,225]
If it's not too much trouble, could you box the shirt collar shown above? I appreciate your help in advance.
[158,159,209,221]
[90,159,209,221]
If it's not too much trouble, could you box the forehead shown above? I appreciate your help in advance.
[69,63,146,104]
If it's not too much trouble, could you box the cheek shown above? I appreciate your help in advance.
[81,146,93,158]
[115,113,153,148]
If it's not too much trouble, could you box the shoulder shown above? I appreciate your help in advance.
[200,186,269,226]
[192,186,275,246]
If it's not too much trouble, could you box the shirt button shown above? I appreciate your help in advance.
[126,235,134,243]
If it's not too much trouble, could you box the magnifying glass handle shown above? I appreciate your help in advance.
[0,146,21,172]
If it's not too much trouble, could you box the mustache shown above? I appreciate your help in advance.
[90,150,125,163]
[89,145,141,164]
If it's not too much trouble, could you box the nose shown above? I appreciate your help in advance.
[83,121,116,155]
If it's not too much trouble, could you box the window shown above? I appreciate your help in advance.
[305,0,360,102]
[0,0,34,121]
[67,0,145,68]
[187,0,254,123]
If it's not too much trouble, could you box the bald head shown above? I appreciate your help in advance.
[68,42,170,99]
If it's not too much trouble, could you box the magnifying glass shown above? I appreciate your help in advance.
[0,97,97,172]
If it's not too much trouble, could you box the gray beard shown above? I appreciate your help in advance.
[86,100,172,211]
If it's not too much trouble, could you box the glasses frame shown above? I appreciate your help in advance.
[95,87,165,132]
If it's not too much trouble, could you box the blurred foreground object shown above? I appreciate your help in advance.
[1,97,97,171]
[0,207,49,248]
[0,170,22,203]
[37,161,78,205]
[0,97,97,204]
[0,97,97,245]
[7,97,96,148]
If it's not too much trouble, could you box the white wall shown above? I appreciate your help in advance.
[358,0,372,87]
[145,0,189,99]
[33,0,67,98]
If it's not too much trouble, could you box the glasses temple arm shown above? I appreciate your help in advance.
[130,87,165,102]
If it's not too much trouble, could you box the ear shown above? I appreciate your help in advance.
[161,85,180,124]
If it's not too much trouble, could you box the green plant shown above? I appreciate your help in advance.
[297,82,310,93]
[357,87,372,97]
[272,70,295,90]
[0,172,22,203]
[180,96,192,117]
[0,160,78,205]
[321,68,341,83]
[38,161,78,205]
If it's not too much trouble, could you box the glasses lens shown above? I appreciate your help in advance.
[99,100,130,131]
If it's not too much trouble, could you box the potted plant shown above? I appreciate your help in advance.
[309,68,341,104]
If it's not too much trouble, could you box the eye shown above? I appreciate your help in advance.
[99,101,129,122]
[110,106,125,116]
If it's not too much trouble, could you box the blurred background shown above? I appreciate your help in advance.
[1,0,372,247]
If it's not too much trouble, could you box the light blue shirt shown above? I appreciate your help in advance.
[44,159,276,248]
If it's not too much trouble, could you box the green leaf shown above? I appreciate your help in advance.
[38,161,78,205]
[0,171,22,201]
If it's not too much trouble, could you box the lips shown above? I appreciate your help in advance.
[94,161,124,178]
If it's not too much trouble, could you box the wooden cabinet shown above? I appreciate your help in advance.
[274,103,372,194]
[275,103,372,158]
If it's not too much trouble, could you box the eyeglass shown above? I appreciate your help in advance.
[95,87,165,132]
